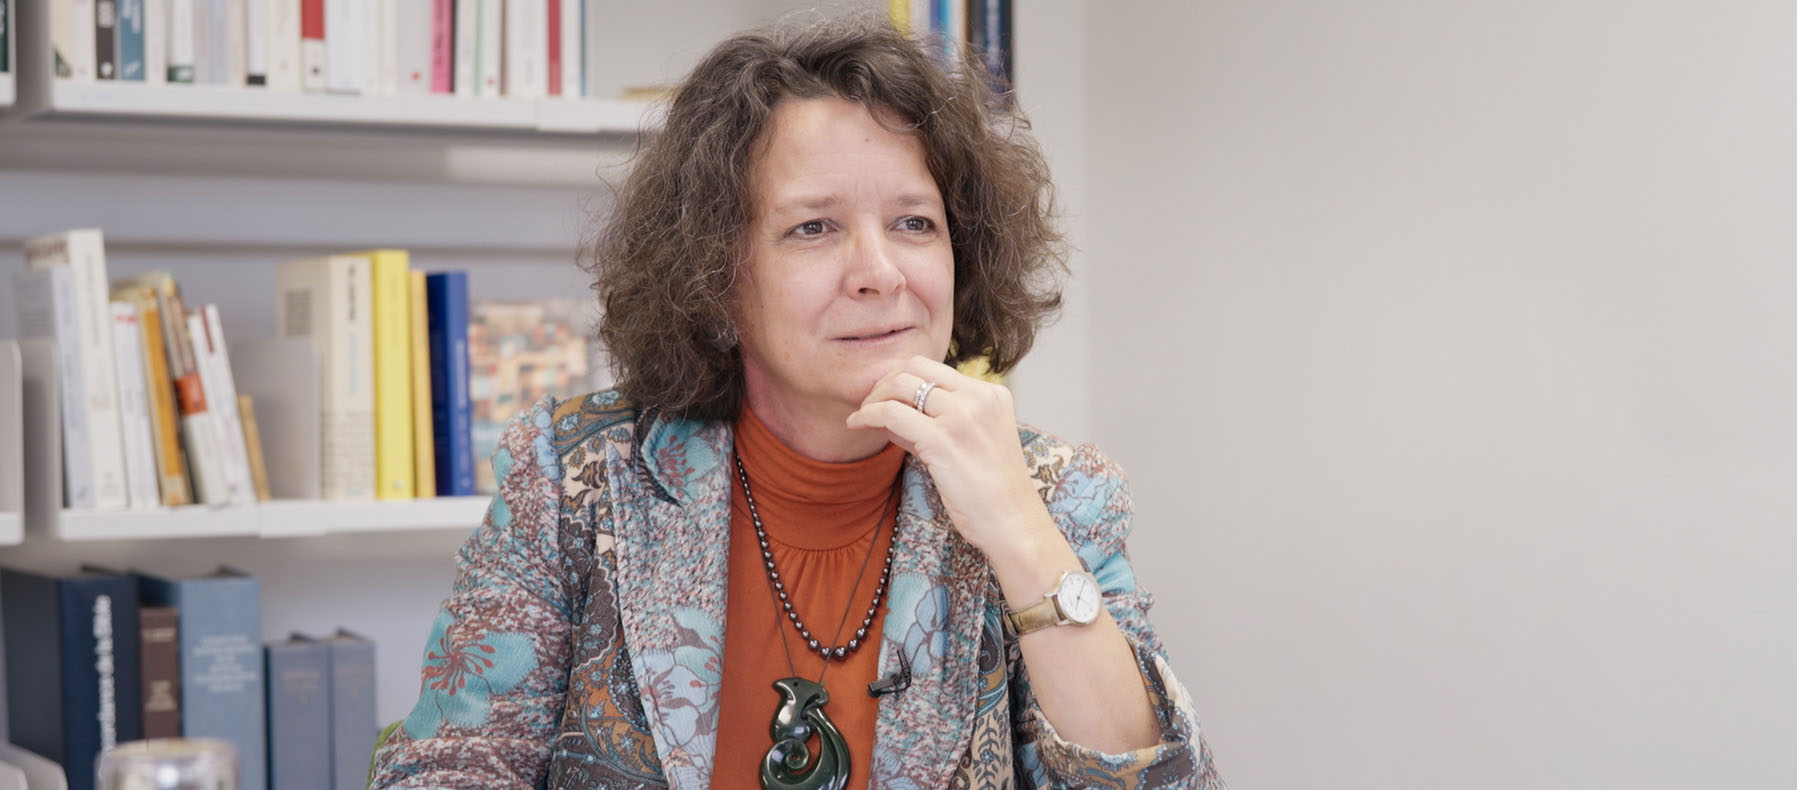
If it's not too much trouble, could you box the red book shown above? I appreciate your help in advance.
[432,0,454,93]
[301,0,326,91]
[547,0,562,97]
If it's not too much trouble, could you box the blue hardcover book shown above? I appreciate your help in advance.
[138,567,266,790]
[325,630,377,790]
[0,567,143,790]
[425,271,475,496]
[265,636,331,790]
[117,0,146,81]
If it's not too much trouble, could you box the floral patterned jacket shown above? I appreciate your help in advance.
[371,390,1226,789]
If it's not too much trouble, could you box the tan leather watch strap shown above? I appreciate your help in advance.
[1004,597,1063,636]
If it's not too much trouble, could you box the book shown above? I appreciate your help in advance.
[426,272,474,496]
[300,0,323,90]
[503,0,545,98]
[245,0,266,84]
[430,0,453,93]
[1,567,143,790]
[25,229,129,511]
[1,0,10,75]
[138,567,266,790]
[364,250,413,499]
[583,0,605,99]
[324,0,360,93]
[189,305,256,503]
[468,299,606,493]
[168,0,195,82]
[96,0,118,79]
[69,0,97,81]
[559,0,581,97]
[409,271,435,497]
[376,0,398,94]
[111,282,192,507]
[12,267,95,510]
[265,636,331,790]
[325,630,377,790]
[239,394,272,500]
[967,0,1012,92]
[0,341,20,517]
[266,0,300,90]
[139,605,181,739]
[108,301,162,509]
[453,0,476,97]
[225,0,248,86]
[143,0,166,84]
[276,255,375,500]
[475,0,497,96]
[118,272,226,505]
[395,0,430,94]
[117,0,145,80]
[546,0,560,97]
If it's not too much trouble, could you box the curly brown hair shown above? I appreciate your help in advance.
[589,13,1065,420]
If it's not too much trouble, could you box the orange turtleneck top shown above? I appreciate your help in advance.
[713,407,906,789]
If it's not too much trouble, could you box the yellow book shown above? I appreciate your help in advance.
[364,250,415,499]
[409,271,436,498]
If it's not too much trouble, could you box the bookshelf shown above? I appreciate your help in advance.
[38,496,489,542]
[0,514,18,547]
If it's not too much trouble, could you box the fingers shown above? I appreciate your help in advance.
[845,398,932,453]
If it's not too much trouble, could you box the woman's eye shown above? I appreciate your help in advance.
[897,216,935,232]
[792,220,828,237]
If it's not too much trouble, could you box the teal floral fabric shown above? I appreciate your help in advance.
[370,391,1226,789]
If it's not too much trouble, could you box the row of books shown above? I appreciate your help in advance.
[0,565,375,790]
[11,229,480,511]
[50,0,607,99]
[890,0,1014,89]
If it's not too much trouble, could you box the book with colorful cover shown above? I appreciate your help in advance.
[1,567,143,790]
[111,282,192,506]
[467,299,607,493]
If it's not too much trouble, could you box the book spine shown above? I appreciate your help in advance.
[371,252,413,499]
[11,268,94,509]
[139,605,181,739]
[265,0,299,89]
[582,0,602,98]
[142,0,165,83]
[189,308,255,503]
[428,0,451,93]
[167,0,194,81]
[323,0,360,93]
[25,231,127,511]
[126,294,192,505]
[70,0,97,81]
[223,0,244,85]
[299,0,323,90]
[362,0,390,95]
[109,302,162,509]
[277,258,375,500]
[1,571,64,773]
[453,0,476,96]
[558,0,579,97]
[117,0,144,80]
[476,0,498,96]
[545,0,560,97]
[140,572,266,790]
[408,271,435,498]
[394,0,431,94]
[426,272,474,495]
[265,640,332,790]
[1,0,10,74]
[327,633,377,790]
[245,0,266,84]
[380,0,399,93]
[66,576,143,790]
[238,395,271,500]
[95,0,117,79]
[503,0,545,99]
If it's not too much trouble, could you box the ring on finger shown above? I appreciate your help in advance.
[912,380,940,413]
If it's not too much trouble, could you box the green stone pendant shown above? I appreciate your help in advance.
[761,677,850,790]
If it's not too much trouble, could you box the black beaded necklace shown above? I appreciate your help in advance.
[733,453,898,790]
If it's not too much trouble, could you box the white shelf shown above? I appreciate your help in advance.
[43,496,490,542]
[0,513,20,547]
[36,80,656,136]
[0,73,14,109]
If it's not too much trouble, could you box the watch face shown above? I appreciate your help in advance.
[1058,572,1102,624]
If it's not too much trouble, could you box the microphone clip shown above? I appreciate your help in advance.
[867,655,912,698]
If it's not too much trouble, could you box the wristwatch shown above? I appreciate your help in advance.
[1004,570,1102,636]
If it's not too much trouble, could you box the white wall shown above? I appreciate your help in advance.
[1086,1,1797,787]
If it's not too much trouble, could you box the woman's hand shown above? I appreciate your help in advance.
[845,355,1052,554]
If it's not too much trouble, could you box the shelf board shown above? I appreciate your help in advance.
[45,496,489,542]
[0,513,20,547]
[36,81,655,137]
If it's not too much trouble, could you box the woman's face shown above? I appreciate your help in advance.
[735,96,955,420]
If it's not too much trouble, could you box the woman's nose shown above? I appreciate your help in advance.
[846,230,905,296]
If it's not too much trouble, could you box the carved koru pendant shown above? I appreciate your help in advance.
[761,677,850,790]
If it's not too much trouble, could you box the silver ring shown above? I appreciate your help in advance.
[912,381,939,413]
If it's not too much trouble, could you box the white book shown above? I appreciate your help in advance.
[324,0,362,93]
[504,0,545,99]
[109,302,162,509]
[189,307,255,504]
[11,268,95,510]
[582,0,602,99]
[168,0,196,82]
[24,230,128,511]
[476,0,498,97]
[276,256,375,501]
[395,0,431,94]
[145,0,169,84]
[558,0,581,98]
[265,0,299,90]
[245,0,266,83]
[0,341,22,517]
[372,0,397,94]
[70,0,98,81]
[190,0,212,82]
[223,0,245,85]
[453,0,476,97]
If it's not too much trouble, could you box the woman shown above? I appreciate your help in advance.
[373,14,1225,790]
